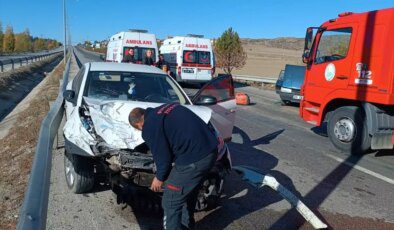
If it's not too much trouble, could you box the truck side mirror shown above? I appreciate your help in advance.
[304,28,313,51]
[302,50,310,64]
[303,27,317,65]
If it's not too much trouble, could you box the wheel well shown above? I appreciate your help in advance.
[323,99,363,123]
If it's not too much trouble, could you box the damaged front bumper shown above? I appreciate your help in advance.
[64,97,213,157]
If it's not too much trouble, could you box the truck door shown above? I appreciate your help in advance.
[305,26,355,104]
[192,75,236,140]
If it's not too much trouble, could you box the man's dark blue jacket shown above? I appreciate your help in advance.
[141,103,218,181]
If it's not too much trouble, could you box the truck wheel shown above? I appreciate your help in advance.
[64,151,95,194]
[327,106,371,154]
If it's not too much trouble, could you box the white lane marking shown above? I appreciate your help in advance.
[238,99,394,186]
[325,153,394,185]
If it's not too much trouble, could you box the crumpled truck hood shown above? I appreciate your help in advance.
[64,97,213,155]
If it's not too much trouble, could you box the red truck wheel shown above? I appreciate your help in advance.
[327,106,371,154]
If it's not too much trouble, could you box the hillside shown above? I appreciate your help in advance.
[242,37,305,50]
[229,37,305,77]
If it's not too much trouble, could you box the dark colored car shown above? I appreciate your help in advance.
[275,64,306,105]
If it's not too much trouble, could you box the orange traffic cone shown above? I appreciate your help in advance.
[236,92,250,105]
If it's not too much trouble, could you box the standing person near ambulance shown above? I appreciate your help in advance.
[123,48,136,63]
[157,54,171,75]
[129,104,218,229]
[143,49,155,66]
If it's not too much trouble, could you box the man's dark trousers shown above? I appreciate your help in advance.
[162,150,216,230]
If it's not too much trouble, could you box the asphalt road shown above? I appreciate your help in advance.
[47,47,394,229]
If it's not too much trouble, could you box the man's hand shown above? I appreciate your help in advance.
[150,177,163,192]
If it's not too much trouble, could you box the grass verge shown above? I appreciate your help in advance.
[0,54,63,89]
[0,57,65,230]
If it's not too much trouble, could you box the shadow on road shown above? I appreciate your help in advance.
[196,127,303,229]
[111,181,163,229]
[311,122,328,137]
[270,154,363,229]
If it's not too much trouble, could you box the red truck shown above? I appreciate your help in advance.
[300,7,394,154]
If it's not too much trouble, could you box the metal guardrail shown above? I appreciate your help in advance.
[16,49,72,230]
[232,74,277,84]
[74,48,83,68]
[0,50,63,72]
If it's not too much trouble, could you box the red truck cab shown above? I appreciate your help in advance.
[301,8,394,154]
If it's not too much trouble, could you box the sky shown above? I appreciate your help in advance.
[0,0,393,44]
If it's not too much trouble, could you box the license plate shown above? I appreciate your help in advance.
[293,95,302,100]
[182,68,195,74]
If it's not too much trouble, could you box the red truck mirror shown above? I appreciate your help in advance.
[303,27,320,64]
[302,50,310,64]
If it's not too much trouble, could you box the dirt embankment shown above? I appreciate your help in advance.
[242,37,305,50]
[228,38,305,77]
[0,57,65,229]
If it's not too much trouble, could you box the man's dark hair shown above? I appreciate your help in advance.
[129,108,146,128]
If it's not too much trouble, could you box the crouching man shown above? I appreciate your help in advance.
[129,103,218,230]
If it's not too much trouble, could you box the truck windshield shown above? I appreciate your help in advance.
[315,28,352,64]
[85,71,187,104]
[123,47,156,63]
[183,51,211,65]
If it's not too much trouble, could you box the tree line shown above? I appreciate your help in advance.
[0,21,61,55]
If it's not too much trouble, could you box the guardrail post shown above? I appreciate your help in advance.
[11,59,14,70]
[0,61,3,72]
[19,58,23,67]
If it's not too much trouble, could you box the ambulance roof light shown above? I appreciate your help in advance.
[187,34,204,38]
[338,12,353,17]
[129,29,148,33]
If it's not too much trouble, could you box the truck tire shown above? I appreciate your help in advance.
[64,151,95,194]
[327,106,371,154]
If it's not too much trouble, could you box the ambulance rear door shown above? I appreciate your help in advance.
[195,38,212,82]
[181,37,198,81]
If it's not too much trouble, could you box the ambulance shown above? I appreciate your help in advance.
[159,35,215,83]
[106,29,159,64]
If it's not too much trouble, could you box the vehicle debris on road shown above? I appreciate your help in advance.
[234,165,328,229]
